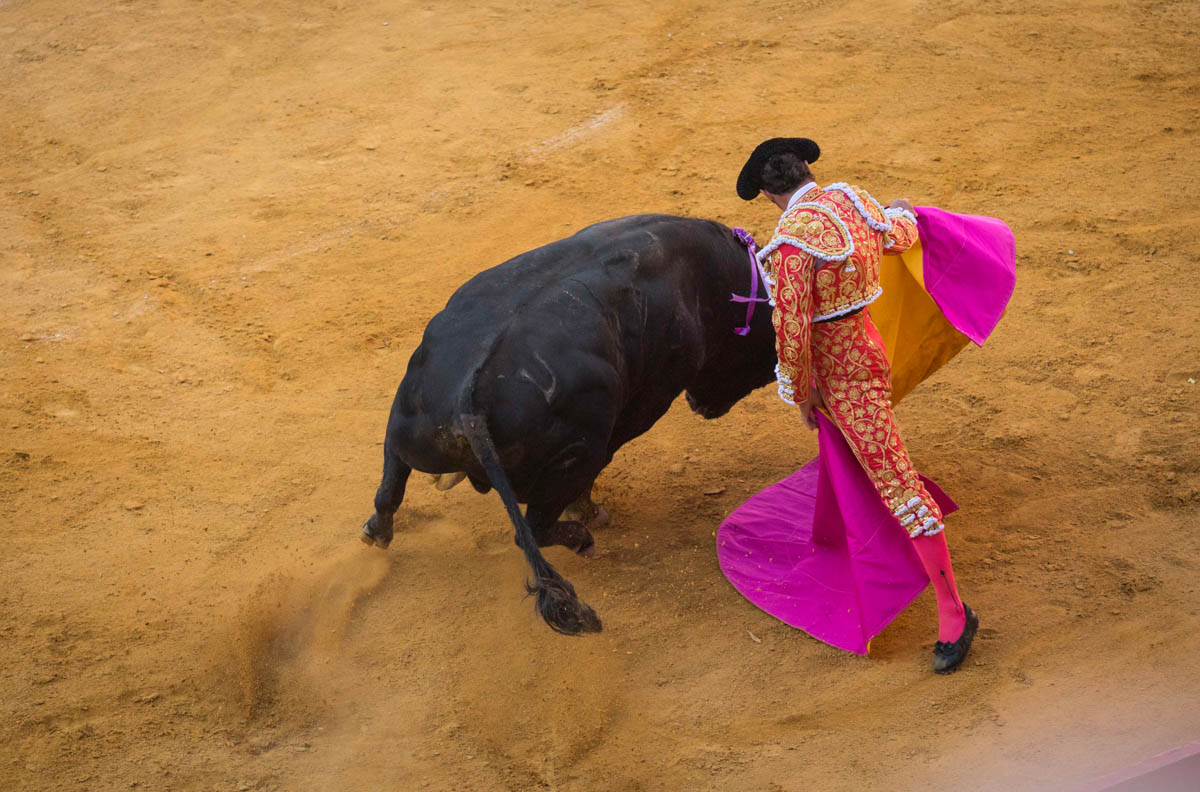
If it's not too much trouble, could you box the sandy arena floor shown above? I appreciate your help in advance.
[2,1,1199,789]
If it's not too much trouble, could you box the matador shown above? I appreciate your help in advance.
[737,137,979,673]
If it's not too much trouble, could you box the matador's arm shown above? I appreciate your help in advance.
[883,206,919,254]
[770,243,815,405]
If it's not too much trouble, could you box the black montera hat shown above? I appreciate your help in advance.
[736,137,821,200]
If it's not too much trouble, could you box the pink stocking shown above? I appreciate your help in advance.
[912,531,967,642]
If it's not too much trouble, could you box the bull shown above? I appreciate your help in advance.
[360,214,777,635]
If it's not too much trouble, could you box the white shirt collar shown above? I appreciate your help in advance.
[784,181,818,213]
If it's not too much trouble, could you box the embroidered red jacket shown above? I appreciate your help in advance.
[756,183,919,403]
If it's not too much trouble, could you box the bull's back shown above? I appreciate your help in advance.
[390,215,726,467]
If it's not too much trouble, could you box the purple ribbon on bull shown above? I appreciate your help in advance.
[729,227,769,336]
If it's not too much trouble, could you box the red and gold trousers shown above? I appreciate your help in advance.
[811,311,945,537]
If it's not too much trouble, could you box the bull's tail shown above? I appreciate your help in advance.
[460,414,601,636]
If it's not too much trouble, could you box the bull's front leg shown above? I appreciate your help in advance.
[361,451,412,549]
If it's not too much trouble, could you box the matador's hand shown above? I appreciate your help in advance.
[888,198,915,214]
[798,388,825,430]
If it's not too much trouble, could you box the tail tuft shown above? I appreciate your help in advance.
[461,412,603,636]
[527,576,603,636]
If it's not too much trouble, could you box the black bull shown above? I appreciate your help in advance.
[360,214,778,635]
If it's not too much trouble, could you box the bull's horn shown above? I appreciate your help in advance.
[434,471,468,491]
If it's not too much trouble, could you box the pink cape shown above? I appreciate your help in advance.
[716,207,1015,654]
[916,206,1016,347]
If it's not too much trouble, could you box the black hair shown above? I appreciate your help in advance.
[760,152,813,195]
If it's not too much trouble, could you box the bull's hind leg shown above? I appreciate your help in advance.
[531,516,596,558]
[562,485,611,534]
[361,451,412,549]
[526,485,600,559]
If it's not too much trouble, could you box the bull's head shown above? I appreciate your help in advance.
[684,312,778,420]
[679,223,783,419]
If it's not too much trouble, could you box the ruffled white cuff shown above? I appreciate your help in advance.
[884,206,918,226]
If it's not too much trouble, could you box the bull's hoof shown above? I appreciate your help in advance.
[587,506,611,532]
[360,517,392,549]
[541,520,596,558]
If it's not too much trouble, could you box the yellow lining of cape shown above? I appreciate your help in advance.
[871,240,969,405]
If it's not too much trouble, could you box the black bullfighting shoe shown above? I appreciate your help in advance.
[933,604,979,675]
